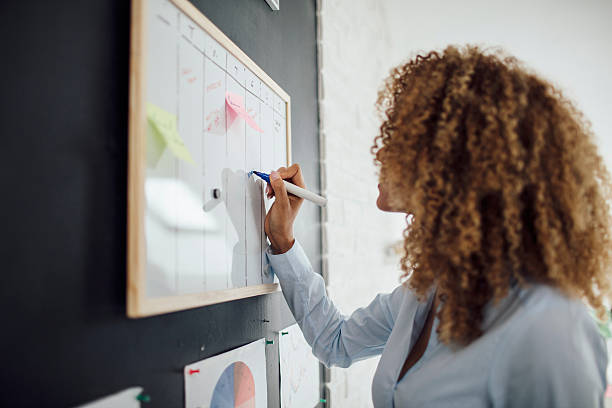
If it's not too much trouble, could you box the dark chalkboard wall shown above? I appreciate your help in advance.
[0,0,320,406]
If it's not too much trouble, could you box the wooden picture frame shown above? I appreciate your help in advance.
[127,0,291,317]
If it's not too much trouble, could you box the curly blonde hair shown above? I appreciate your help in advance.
[372,45,612,346]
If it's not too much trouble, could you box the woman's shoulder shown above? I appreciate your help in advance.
[514,283,599,335]
[487,283,608,404]
[377,283,435,329]
[492,282,607,375]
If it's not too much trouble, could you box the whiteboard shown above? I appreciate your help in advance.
[127,0,291,317]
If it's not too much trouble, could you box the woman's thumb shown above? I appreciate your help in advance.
[270,171,289,208]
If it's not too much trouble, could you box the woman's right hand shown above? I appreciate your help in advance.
[264,163,305,254]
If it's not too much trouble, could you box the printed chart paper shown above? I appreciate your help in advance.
[279,324,320,408]
[185,339,267,408]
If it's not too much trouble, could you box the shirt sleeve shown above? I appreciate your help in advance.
[266,240,406,368]
[488,297,608,408]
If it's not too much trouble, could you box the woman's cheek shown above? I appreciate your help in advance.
[377,185,391,212]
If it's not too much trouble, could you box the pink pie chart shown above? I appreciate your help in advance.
[210,361,256,408]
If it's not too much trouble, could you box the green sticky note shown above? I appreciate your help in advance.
[146,102,195,165]
[146,120,165,168]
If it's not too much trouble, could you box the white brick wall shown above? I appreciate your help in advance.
[317,0,612,407]
[317,1,406,407]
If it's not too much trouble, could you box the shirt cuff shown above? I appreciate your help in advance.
[265,239,312,282]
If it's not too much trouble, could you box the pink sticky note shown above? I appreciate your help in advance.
[226,91,263,133]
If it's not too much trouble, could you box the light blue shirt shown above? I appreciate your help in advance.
[266,240,608,407]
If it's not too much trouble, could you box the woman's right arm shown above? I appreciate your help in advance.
[267,240,406,367]
[263,164,407,367]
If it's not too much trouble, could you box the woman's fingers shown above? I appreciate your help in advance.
[263,165,304,254]
[278,163,305,188]
[269,171,289,210]
[265,164,304,199]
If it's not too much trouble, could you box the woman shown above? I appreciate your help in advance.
[264,45,611,407]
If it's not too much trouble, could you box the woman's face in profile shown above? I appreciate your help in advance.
[375,150,410,213]
[377,182,399,212]
[377,177,413,214]
[376,151,400,212]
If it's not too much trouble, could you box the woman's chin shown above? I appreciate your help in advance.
[376,196,390,212]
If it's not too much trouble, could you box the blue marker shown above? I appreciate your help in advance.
[251,170,270,183]
[250,170,328,207]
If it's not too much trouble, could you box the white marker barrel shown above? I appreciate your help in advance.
[283,181,327,207]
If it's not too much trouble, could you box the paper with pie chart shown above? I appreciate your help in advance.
[184,338,267,408]
[279,324,320,408]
